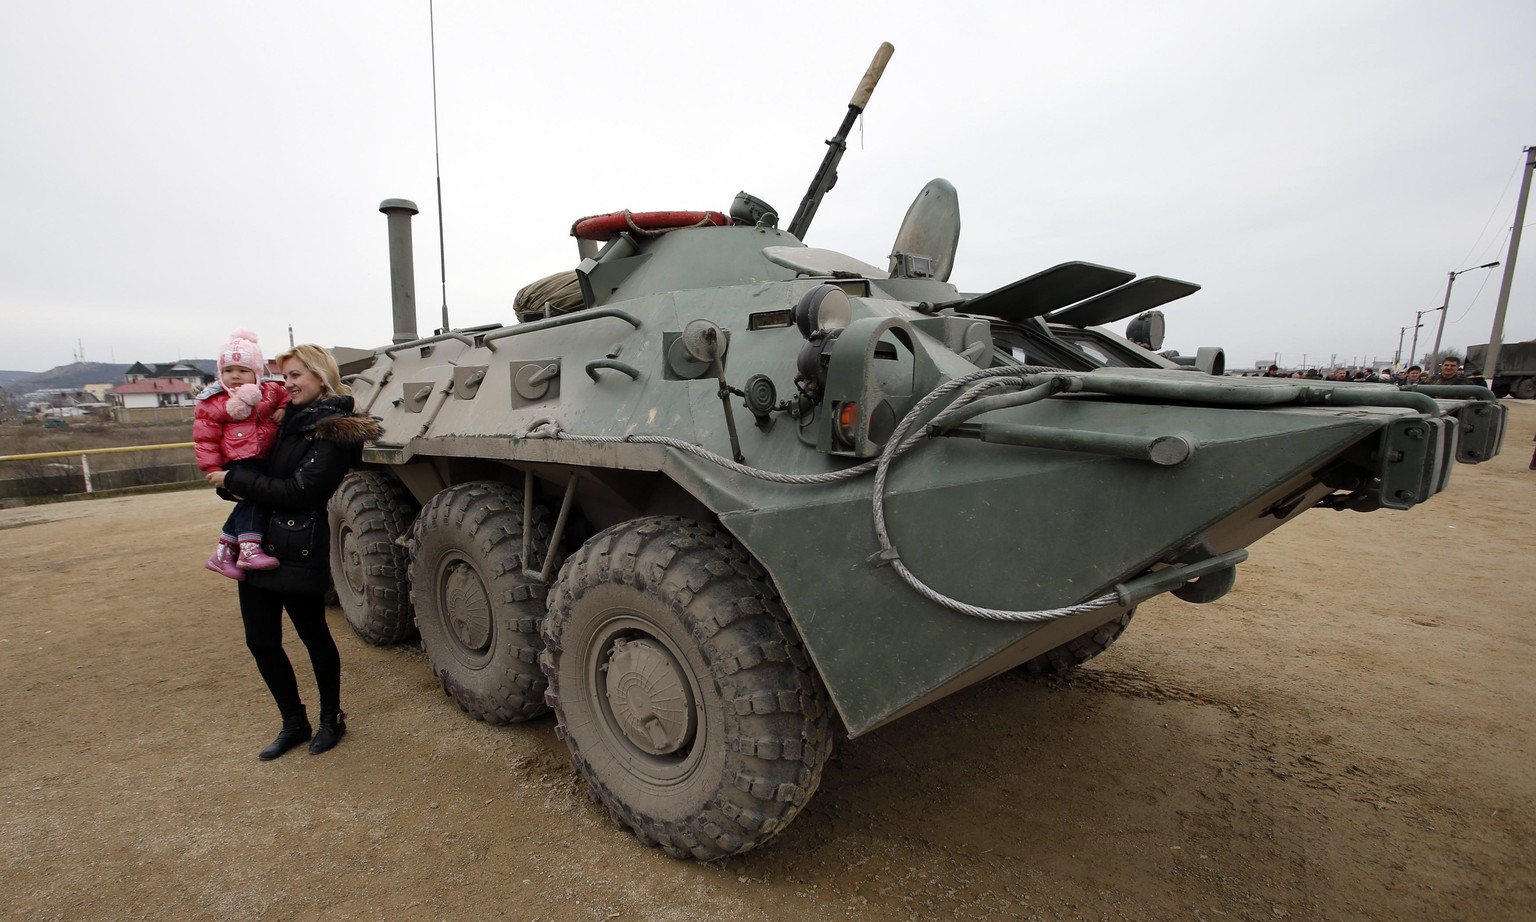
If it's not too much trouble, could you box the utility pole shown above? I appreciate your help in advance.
[1409,311,1429,368]
[1396,327,1409,367]
[1429,260,1501,368]
[1483,144,1536,385]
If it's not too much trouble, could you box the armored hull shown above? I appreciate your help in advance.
[330,212,1504,859]
[322,41,1506,860]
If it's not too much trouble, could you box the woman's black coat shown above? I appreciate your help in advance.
[224,396,381,596]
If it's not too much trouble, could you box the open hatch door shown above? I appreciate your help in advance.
[961,262,1134,323]
[1047,276,1200,328]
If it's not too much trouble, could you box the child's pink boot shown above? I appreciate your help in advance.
[204,538,245,580]
[236,539,280,571]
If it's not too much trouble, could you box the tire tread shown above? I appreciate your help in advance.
[1018,610,1135,675]
[409,481,557,725]
[328,471,419,645]
[541,515,831,860]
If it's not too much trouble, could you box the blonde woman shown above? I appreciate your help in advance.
[208,344,380,759]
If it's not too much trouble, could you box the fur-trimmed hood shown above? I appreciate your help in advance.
[281,395,381,445]
[317,412,383,445]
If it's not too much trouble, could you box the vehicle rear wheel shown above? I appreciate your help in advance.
[328,471,419,645]
[1511,377,1536,400]
[1018,609,1135,675]
[541,516,832,860]
[409,481,556,724]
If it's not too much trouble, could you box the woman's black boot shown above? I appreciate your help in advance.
[258,709,312,761]
[309,711,346,755]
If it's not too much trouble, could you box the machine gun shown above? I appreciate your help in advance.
[787,42,895,241]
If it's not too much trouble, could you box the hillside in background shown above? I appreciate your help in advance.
[3,362,137,394]
[4,357,314,397]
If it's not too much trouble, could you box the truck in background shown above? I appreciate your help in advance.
[1466,341,1536,399]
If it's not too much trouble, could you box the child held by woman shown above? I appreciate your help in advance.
[195,329,289,578]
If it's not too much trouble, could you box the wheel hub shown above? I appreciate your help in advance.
[604,638,696,755]
[339,526,364,595]
[441,561,492,651]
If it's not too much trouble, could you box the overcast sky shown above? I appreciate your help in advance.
[2,0,1532,373]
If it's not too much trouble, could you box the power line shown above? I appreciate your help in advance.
[1458,151,1525,268]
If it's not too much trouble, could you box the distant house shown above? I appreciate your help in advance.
[110,378,197,410]
[41,406,89,418]
[109,360,228,422]
[122,362,155,384]
[134,359,213,385]
[19,387,90,414]
[123,359,274,385]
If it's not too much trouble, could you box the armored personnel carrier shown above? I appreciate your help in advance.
[327,46,1507,860]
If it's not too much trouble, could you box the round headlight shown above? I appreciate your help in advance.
[792,285,853,339]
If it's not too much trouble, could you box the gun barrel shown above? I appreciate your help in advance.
[849,42,895,110]
[787,42,895,241]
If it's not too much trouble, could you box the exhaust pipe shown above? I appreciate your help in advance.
[380,198,419,344]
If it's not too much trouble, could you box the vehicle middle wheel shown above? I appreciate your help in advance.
[542,516,833,860]
[409,480,557,725]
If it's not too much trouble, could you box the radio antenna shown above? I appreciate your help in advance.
[430,0,450,332]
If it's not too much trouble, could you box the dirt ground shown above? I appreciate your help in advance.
[3,403,1534,922]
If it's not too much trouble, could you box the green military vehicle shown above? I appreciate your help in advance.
[326,45,1507,860]
[1466,341,1536,399]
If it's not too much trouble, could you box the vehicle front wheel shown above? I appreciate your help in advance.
[541,516,832,860]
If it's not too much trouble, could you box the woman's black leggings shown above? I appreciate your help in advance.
[237,582,341,719]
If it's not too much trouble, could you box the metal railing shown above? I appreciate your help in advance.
[0,442,195,495]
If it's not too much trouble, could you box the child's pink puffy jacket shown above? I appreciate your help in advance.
[193,380,290,472]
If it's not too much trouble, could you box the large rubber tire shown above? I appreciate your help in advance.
[1018,609,1136,676]
[541,516,832,860]
[1511,377,1536,400]
[327,471,419,645]
[409,481,556,725]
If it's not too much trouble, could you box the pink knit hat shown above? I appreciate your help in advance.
[219,328,264,376]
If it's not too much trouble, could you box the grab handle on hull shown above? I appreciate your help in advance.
[1112,549,1249,608]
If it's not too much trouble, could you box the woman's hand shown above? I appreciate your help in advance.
[207,470,227,488]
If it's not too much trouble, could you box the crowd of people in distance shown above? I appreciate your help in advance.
[1253,357,1483,388]
[1252,357,1534,471]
